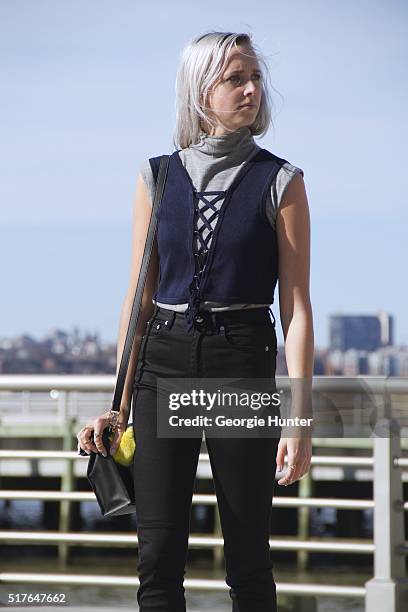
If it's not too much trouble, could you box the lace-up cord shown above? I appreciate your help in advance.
[184,190,226,330]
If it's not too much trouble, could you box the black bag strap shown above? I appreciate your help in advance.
[110,155,170,415]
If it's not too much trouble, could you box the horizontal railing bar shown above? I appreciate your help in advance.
[0,491,94,501]
[0,530,376,552]
[276,582,366,598]
[0,572,366,596]
[0,375,116,392]
[0,373,404,395]
[0,451,212,461]
[312,457,374,466]
[6,451,408,471]
[277,583,366,597]
[0,490,377,509]
[274,498,375,509]
[394,457,408,467]
[0,450,377,466]
[180,536,374,553]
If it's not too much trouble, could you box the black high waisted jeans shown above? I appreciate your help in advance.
[132,304,281,612]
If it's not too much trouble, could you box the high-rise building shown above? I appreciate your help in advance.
[329,311,394,352]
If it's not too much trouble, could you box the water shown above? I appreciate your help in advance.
[0,500,369,611]
[0,557,367,611]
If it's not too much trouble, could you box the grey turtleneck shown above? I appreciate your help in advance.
[139,126,304,312]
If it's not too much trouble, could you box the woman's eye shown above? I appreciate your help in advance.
[228,74,262,84]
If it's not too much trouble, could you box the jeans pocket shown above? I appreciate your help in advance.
[224,321,276,353]
[148,314,173,339]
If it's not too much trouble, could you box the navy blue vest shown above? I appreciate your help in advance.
[149,148,288,331]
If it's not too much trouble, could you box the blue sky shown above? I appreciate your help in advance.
[0,0,407,348]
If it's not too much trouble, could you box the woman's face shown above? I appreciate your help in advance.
[202,44,263,136]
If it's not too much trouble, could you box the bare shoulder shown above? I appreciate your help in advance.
[276,170,310,257]
[134,170,153,215]
[139,159,156,207]
[278,171,308,212]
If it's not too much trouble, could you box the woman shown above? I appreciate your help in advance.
[77,30,313,612]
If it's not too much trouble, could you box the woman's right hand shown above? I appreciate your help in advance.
[76,410,127,458]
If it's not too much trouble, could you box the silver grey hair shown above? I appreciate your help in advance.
[173,31,274,150]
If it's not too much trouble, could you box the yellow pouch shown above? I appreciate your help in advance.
[107,423,136,467]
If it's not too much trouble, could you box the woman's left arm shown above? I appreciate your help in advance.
[274,171,314,486]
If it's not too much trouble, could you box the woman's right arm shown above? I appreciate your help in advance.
[77,172,158,456]
[115,171,159,416]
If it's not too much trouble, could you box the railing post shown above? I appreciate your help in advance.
[365,434,408,611]
[58,391,73,568]
[297,470,312,571]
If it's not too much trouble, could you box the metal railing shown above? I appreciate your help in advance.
[1,375,408,611]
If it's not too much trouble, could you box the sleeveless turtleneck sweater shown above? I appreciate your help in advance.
[139,126,304,312]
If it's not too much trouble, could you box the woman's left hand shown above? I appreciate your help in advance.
[276,437,312,486]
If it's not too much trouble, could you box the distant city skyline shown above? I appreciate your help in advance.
[1,1,407,348]
[2,312,405,377]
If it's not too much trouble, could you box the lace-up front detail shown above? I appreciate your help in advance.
[184,189,226,331]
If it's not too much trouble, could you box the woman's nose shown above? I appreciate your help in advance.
[243,79,257,95]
